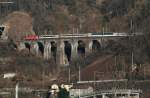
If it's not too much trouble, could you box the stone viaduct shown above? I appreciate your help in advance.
[18,32,137,66]
[0,25,142,66]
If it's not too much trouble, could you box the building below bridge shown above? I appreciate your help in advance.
[71,89,141,98]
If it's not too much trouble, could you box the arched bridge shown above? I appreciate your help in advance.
[18,32,142,66]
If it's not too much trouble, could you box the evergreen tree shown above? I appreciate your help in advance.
[58,87,69,98]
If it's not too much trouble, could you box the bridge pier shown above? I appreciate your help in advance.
[98,39,103,49]
[88,41,93,53]
[44,41,51,60]
[31,42,39,56]
[71,40,78,59]
[18,42,26,51]
[85,40,92,55]
[58,40,69,66]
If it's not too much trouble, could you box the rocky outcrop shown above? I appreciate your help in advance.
[2,11,35,42]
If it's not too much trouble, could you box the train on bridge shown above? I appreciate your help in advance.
[0,25,141,41]
[24,32,129,40]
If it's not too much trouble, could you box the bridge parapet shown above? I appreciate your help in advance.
[38,32,142,40]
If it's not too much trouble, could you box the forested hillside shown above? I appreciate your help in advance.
[0,0,150,72]
[0,0,150,90]
[0,0,150,34]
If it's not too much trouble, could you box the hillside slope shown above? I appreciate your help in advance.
[0,0,150,35]
[0,41,58,87]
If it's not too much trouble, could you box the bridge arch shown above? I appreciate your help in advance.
[44,42,51,59]
[64,41,72,62]
[0,26,5,38]
[77,40,86,57]
[24,42,31,52]
[92,40,101,52]
[51,41,57,62]
[37,41,44,55]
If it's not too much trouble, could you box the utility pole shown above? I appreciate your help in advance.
[68,67,70,83]
[129,16,136,88]
[78,65,81,98]
[130,18,134,71]
[131,52,134,70]
[79,65,81,82]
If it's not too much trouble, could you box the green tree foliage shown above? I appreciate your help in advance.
[58,87,69,98]
[101,15,109,28]
[140,0,150,18]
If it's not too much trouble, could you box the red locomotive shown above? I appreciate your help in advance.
[24,35,39,40]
